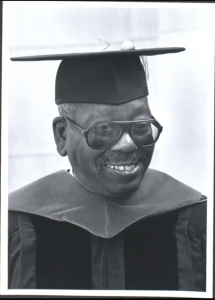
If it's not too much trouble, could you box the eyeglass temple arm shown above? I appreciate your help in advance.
[63,116,85,132]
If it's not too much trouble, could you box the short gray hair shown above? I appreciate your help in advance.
[58,103,82,119]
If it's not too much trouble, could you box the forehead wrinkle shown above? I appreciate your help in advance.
[97,106,115,116]
[75,103,116,124]
[74,97,151,126]
[73,103,111,126]
[95,97,151,118]
[116,97,151,119]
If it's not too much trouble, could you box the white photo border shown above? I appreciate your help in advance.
[1,1,214,297]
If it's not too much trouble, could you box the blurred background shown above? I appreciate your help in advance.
[8,3,213,195]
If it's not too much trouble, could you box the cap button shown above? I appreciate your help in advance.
[121,41,135,51]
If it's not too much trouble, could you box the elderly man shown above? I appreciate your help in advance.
[8,44,206,291]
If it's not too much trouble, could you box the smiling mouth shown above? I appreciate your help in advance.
[105,163,140,174]
[97,151,149,172]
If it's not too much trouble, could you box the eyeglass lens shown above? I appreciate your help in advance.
[87,123,121,149]
[131,122,158,146]
[87,121,159,149]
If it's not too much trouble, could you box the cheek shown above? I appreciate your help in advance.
[69,139,105,172]
[144,146,155,163]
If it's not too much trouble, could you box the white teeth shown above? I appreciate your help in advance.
[125,165,135,171]
[107,165,114,169]
[106,164,139,173]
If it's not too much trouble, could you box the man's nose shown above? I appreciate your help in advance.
[110,133,138,153]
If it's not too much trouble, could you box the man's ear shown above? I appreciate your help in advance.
[53,117,67,157]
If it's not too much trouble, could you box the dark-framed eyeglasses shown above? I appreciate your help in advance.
[63,116,163,150]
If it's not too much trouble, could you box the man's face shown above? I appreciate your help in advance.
[63,97,154,198]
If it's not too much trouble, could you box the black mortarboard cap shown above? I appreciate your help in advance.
[11,44,185,105]
[55,56,148,105]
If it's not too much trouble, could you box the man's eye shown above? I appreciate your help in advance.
[133,123,149,133]
[99,124,113,135]
[91,124,113,135]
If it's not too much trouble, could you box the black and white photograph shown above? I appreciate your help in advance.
[1,1,214,297]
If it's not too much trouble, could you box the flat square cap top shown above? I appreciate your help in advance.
[11,47,185,61]
[10,44,185,105]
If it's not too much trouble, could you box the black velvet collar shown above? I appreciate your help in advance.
[9,168,203,238]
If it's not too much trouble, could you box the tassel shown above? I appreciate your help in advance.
[98,38,110,51]
[140,56,149,81]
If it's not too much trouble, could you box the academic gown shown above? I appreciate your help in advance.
[8,168,207,291]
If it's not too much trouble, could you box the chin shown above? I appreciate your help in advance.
[98,160,150,198]
[103,173,144,199]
